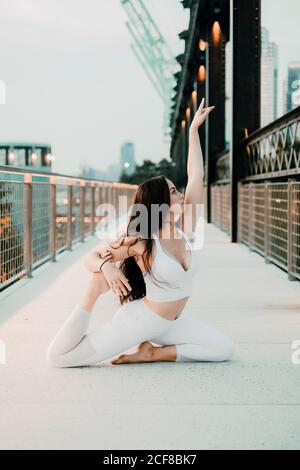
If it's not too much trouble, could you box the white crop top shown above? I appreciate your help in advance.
[142,227,202,302]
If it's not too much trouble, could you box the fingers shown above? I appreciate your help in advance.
[197,98,215,115]
[111,282,124,296]
[111,278,132,297]
[199,97,205,112]
[204,106,215,116]
[97,249,112,260]
[121,276,132,293]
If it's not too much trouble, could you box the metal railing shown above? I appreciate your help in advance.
[238,180,300,282]
[0,166,137,291]
[244,106,300,181]
[211,182,231,235]
[215,149,230,182]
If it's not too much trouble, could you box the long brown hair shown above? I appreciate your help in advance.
[107,175,176,305]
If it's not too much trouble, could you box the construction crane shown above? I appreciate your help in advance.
[120,0,179,140]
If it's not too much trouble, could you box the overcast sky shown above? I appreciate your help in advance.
[0,0,299,176]
[0,0,188,175]
[262,0,300,115]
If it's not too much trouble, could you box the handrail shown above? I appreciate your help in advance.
[0,167,137,292]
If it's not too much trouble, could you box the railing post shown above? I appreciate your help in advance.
[249,183,254,251]
[237,182,242,242]
[23,174,33,278]
[264,182,271,264]
[288,178,297,281]
[49,176,57,262]
[220,185,223,231]
[91,182,96,235]
[67,179,73,251]
[80,180,86,242]
[218,185,221,230]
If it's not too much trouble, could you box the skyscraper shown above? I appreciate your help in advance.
[282,78,288,115]
[261,27,279,127]
[286,62,300,113]
[120,142,136,177]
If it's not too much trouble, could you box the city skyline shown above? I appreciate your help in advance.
[261,26,278,127]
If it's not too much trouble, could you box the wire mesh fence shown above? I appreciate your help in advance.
[32,182,51,266]
[0,169,137,292]
[211,183,231,235]
[208,179,299,282]
[0,180,24,288]
[237,181,299,281]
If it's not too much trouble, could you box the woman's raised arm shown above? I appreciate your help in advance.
[180,98,215,233]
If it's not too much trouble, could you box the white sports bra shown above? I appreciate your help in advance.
[142,227,201,302]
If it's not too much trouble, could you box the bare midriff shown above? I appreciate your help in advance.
[137,229,190,321]
[143,296,189,321]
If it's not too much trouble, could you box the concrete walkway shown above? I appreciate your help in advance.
[0,223,300,450]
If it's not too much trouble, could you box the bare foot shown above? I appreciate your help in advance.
[111,341,155,365]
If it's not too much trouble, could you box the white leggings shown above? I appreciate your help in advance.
[46,298,235,368]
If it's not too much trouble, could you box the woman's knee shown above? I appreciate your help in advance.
[46,345,62,368]
[46,336,97,368]
[46,348,77,368]
[46,337,74,368]
[215,336,235,362]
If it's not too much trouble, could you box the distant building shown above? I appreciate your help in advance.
[84,167,107,180]
[282,78,288,115]
[120,142,137,176]
[0,142,54,172]
[261,27,279,127]
[286,62,300,112]
[0,142,54,284]
[80,163,120,182]
[106,163,121,182]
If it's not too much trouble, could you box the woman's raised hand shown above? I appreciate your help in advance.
[190,98,215,132]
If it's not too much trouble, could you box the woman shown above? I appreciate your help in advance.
[46,98,235,368]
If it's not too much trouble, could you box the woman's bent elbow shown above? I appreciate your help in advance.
[83,255,92,272]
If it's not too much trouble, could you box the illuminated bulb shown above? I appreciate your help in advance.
[9,151,15,161]
[198,65,206,82]
[199,39,207,51]
[212,21,222,44]
[46,153,55,163]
